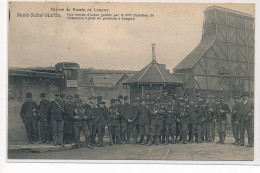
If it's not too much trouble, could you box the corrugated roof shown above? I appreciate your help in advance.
[123,60,183,84]
[174,33,216,71]
[91,74,124,87]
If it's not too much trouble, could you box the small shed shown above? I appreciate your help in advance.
[123,44,184,100]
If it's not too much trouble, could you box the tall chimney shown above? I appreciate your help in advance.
[151,43,156,62]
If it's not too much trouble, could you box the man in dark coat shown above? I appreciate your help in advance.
[20,92,39,144]
[63,95,75,144]
[50,92,65,146]
[237,93,254,147]
[215,96,230,144]
[205,95,217,142]
[108,99,122,144]
[121,96,135,144]
[96,101,108,147]
[138,100,151,145]
[187,100,197,143]
[231,96,241,145]
[39,93,51,144]
[87,101,99,146]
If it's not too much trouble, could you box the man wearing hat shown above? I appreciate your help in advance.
[131,99,140,144]
[195,99,205,143]
[147,99,165,146]
[39,93,51,144]
[187,99,197,143]
[108,99,122,144]
[175,96,184,142]
[121,96,134,144]
[50,92,65,146]
[87,101,99,146]
[20,92,39,144]
[215,96,230,144]
[63,95,75,144]
[73,99,93,149]
[95,100,108,147]
[237,93,254,147]
[205,95,216,142]
[231,96,241,145]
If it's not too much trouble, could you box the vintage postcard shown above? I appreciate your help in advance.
[7,1,257,163]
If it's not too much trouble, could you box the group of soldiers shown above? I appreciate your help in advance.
[20,90,254,150]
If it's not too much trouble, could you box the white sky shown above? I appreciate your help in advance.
[8,2,254,72]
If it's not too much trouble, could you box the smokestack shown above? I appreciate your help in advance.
[151,43,156,63]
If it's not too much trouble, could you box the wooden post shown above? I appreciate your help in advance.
[142,84,144,99]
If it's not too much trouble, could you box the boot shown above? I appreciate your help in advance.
[112,134,116,144]
[140,136,145,145]
[146,136,153,146]
[183,134,187,144]
[171,135,176,144]
[77,142,80,149]
[175,134,179,143]
[121,134,126,144]
[132,135,138,144]
[116,136,122,144]
[178,134,183,143]
[154,136,159,145]
[222,134,225,144]
[165,135,169,145]
[190,134,194,143]
[127,133,131,144]
[197,134,202,143]
[216,134,222,144]
[85,138,94,149]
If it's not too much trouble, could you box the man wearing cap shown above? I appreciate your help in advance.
[63,95,75,144]
[73,99,93,149]
[131,99,140,144]
[50,92,65,146]
[187,100,197,143]
[164,98,178,144]
[96,100,108,147]
[237,93,254,147]
[231,96,241,145]
[147,99,165,146]
[175,96,184,143]
[215,96,230,144]
[195,99,205,143]
[39,93,51,144]
[20,92,39,144]
[121,96,135,144]
[87,100,99,146]
[205,95,217,142]
[108,99,122,144]
[138,100,151,145]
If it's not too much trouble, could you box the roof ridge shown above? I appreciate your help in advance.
[155,63,166,82]
[137,63,151,82]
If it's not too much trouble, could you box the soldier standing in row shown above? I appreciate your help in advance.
[201,99,208,142]
[147,100,165,146]
[50,93,65,146]
[121,96,134,144]
[179,100,189,144]
[108,99,122,144]
[96,101,108,147]
[138,100,150,145]
[131,100,139,144]
[164,99,178,144]
[231,96,240,145]
[205,95,216,142]
[63,95,75,144]
[237,93,254,147]
[215,96,230,144]
[73,99,93,149]
[175,96,183,143]
[39,93,51,144]
[87,101,99,146]
[20,92,39,144]
[195,99,205,143]
[187,100,197,143]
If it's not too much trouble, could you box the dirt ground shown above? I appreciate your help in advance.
[8,136,253,161]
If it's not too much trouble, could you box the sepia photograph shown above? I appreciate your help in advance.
[7,1,255,162]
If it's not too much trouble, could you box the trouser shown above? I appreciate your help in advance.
[63,119,74,143]
[240,119,253,145]
[150,120,163,137]
[32,118,39,142]
[232,121,240,143]
[52,120,64,144]
[74,124,90,143]
[181,123,188,142]
[196,123,202,142]
[139,124,150,136]
[176,122,182,140]
[216,120,227,142]
[201,121,210,141]
[23,119,34,143]
[110,122,121,141]
[98,121,106,145]
[136,123,140,137]
[165,123,176,136]
[88,120,97,143]
[208,119,215,141]
[189,123,196,141]
[40,120,50,142]
[160,124,166,142]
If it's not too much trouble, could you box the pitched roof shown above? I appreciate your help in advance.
[174,33,216,71]
[123,60,183,84]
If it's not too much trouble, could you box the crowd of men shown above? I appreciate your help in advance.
[20,91,254,149]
